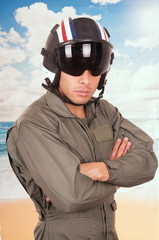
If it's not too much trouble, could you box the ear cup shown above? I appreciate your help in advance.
[97,72,107,90]
[97,51,114,90]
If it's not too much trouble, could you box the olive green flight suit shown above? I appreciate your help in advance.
[7,91,158,239]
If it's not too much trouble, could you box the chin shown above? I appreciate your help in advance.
[73,97,91,105]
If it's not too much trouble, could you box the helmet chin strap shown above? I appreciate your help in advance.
[56,86,105,106]
[58,85,84,106]
[42,72,107,106]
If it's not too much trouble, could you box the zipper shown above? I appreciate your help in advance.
[77,118,97,162]
[78,118,107,239]
[100,204,107,239]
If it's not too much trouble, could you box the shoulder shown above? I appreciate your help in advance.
[97,98,119,120]
[15,93,59,133]
[7,93,60,152]
[98,98,115,110]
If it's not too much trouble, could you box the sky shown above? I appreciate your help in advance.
[0,0,159,122]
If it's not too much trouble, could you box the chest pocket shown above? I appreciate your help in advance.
[92,125,113,143]
[91,125,113,162]
[59,121,96,163]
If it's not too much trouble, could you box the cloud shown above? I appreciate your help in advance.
[14,3,79,67]
[26,69,47,96]
[0,27,26,67]
[7,27,25,44]
[106,62,159,94]
[104,61,159,118]
[113,49,134,68]
[0,66,24,95]
[0,66,25,120]
[0,3,104,121]
[136,5,159,35]
[125,5,159,51]
[0,65,45,121]
[0,27,25,47]
[1,2,158,122]
[0,30,9,47]
[125,32,159,51]
[0,46,26,67]
[81,13,101,21]
[130,62,159,91]
[14,3,101,68]
[91,0,122,5]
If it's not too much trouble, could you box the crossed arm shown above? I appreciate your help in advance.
[80,137,131,182]
[46,137,131,202]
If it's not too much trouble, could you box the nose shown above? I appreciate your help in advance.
[79,70,91,85]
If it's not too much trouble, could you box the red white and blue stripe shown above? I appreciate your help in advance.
[57,18,76,43]
[57,17,109,43]
[95,21,109,42]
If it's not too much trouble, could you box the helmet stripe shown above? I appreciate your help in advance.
[57,18,76,43]
[57,23,64,42]
[69,18,77,39]
[95,22,102,39]
[102,28,109,42]
[63,18,74,41]
[96,22,109,41]
[61,20,68,41]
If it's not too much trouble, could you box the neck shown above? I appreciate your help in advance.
[65,103,86,119]
[58,85,86,119]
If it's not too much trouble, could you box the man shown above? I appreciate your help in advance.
[7,17,158,240]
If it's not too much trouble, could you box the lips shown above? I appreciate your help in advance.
[75,90,91,97]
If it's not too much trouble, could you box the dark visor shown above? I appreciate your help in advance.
[55,41,112,76]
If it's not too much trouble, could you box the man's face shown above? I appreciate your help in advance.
[58,71,101,105]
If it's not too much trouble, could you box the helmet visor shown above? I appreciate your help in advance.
[55,41,112,76]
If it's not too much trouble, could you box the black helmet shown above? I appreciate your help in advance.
[41,17,114,89]
[41,17,114,106]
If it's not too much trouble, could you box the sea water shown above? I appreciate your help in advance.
[0,122,28,199]
[0,120,159,199]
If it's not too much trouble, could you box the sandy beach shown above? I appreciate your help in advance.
[0,190,159,240]
[0,198,38,240]
[116,191,159,240]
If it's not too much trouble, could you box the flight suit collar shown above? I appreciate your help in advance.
[45,90,96,125]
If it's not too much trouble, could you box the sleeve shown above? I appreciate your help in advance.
[105,108,158,187]
[13,120,116,213]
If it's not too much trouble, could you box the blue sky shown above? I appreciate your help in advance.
[0,0,159,126]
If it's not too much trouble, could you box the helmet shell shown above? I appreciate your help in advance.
[41,17,114,90]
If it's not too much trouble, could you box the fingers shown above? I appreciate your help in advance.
[46,197,50,202]
[110,139,122,160]
[123,140,131,155]
[115,137,129,159]
[110,137,131,160]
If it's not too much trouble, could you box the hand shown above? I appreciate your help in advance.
[46,197,50,202]
[110,137,131,160]
[80,162,109,182]
[111,137,131,190]
[46,162,109,202]
[80,137,131,183]
[47,137,132,201]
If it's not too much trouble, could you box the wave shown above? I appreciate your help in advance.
[0,127,10,130]
[0,157,28,199]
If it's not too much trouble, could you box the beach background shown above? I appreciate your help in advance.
[0,120,159,240]
[0,0,159,239]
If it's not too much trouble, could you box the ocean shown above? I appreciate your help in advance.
[0,122,28,199]
[0,122,14,155]
[0,120,159,199]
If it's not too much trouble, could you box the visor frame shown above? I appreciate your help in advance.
[54,39,113,77]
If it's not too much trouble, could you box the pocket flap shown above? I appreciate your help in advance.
[92,125,113,142]
[111,200,117,211]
